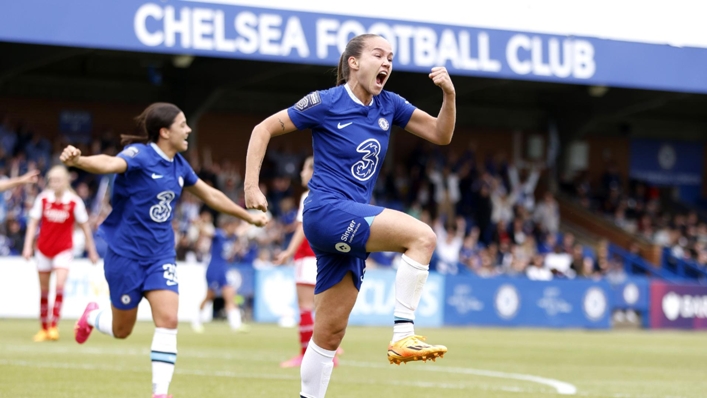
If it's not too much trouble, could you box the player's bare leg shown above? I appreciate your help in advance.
[300,273,358,398]
[366,208,447,365]
[145,290,179,398]
[33,271,52,342]
[222,285,248,332]
[192,288,215,333]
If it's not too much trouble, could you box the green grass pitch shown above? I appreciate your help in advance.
[1,319,706,397]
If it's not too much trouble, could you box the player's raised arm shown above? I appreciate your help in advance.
[403,66,456,145]
[244,109,298,212]
[0,170,39,192]
[60,145,127,175]
[185,179,269,227]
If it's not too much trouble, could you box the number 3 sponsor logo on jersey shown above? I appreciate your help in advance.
[150,191,176,223]
[351,138,381,181]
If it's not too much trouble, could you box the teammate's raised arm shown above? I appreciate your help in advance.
[403,66,456,145]
[244,109,297,212]
[185,179,269,227]
[60,145,127,175]
[0,169,39,192]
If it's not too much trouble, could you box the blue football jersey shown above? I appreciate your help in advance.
[287,84,416,204]
[208,228,237,272]
[100,143,198,259]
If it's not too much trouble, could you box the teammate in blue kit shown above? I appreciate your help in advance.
[60,102,268,398]
[192,215,249,333]
[244,34,456,397]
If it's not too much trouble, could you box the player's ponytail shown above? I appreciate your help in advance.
[121,102,182,146]
[335,33,379,86]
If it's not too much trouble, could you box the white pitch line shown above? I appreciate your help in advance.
[0,359,541,395]
[3,344,573,394]
[344,359,577,395]
[3,344,691,398]
[3,344,574,394]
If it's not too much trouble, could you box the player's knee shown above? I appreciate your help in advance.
[156,314,179,329]
[113,325,133,339]
[318,326,346,350]
[413,224,437,257]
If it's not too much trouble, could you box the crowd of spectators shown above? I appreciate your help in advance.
[563,161,707,270]
[0,112,624,281]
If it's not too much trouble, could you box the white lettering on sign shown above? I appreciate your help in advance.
[507,34,595,79]
[133,4,594,79]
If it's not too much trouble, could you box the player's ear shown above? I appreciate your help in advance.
[159,127,170,140]
[348,56,359,71]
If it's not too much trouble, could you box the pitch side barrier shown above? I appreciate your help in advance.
[3,257,705,329]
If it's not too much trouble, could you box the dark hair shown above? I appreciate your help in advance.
[336,33,379,86]
[121,102,182,145]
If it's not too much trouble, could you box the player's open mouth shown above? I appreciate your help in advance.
[376,71,388,86]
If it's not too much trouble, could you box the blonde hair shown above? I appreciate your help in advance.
[46,165,75,195]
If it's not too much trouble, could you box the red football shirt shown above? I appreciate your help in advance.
[293,191,315,260]
[29,190,88,257]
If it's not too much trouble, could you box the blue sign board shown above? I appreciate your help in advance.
[254,267,444,327]
[227,264,255,298]
[629,139,704,187]
[2,0,707,94]
[443,276,612,329]
[609,276,650,313]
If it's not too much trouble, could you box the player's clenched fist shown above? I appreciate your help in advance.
[249,212,270,227]
[245,187,269,213]
[60,145,82,167]
[429,66,455,95]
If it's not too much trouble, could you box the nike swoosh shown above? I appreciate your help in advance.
[337,122,353,129]
[152,173,163,179]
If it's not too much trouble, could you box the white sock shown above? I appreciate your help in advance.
[392,254,429,342]
[192,306,203,327]
[87,309,114,337]
[300,340,336,398]
[392,322,415,343]
[151,328,178,396]
[227,308,242,330]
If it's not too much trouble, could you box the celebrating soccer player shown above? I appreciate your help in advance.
[244,34,456,397]
[61,102,268,398]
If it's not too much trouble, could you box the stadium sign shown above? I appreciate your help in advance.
[650,282,707,329]
[253,267,445,327]
[3,0,707,94]
[444,276,612,328]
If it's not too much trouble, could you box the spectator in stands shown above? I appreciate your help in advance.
[534,191,560,235]
[433,217,465,275]
[508,162,541,212]
[429,163,460,220]
[476,248,500,277]
[526,254,552,280]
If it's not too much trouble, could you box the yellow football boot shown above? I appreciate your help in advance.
[47,327,60,341]
[387,335,447,365]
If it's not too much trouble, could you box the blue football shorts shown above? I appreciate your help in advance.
[303,199,384,294]
[104,247,179,310]
[206,265,229,293]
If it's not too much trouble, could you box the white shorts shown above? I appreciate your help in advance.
[36,249,73,272]
[294,256,317,286]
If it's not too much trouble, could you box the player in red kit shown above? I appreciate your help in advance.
[23,165,99,342]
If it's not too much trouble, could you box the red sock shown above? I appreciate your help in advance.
[299,309,313,356]
[40,291,49,330]
[51,289,64,328]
